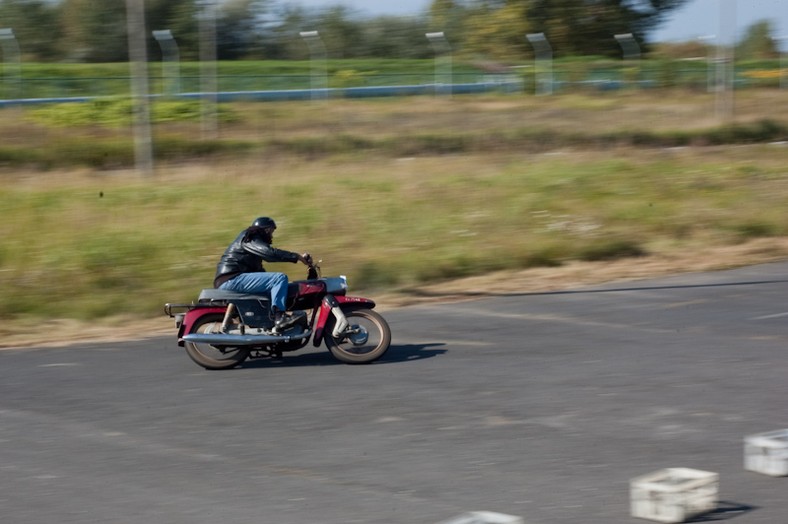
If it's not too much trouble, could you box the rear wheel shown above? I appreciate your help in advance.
[325,309,391,364]
[184,313,250,370]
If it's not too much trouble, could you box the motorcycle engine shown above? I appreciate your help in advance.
[233,299,273,329]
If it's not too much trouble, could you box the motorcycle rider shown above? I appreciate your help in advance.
[213,217,311,331]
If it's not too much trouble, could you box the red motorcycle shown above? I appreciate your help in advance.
[164,262,391,370]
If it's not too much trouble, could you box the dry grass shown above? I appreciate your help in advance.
[7,90,788,153]
[2,89,788,346]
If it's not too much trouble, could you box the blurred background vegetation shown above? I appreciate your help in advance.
[0,0,787,331]
[0,0,782,63]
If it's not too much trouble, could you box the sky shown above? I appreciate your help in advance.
[291,0,788,46]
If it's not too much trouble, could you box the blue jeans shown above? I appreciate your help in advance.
[218,272,289,311]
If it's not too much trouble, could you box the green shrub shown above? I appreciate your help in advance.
[732,221,780,240]
[578,239,648,262]
[29,99,237,127]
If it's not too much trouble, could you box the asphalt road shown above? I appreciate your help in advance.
[1,262,787,524]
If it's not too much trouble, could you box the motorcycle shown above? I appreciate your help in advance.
[164,261,391,370]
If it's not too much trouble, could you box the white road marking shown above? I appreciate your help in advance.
[751,311,788,320]
[422,306,676,333]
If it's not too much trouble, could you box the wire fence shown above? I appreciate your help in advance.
[0,62,784,102]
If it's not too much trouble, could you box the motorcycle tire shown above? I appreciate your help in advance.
[325,309,391,364]
[184,313,251,370]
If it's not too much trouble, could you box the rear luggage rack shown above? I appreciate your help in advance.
[164,302,198,317]
[165,298,257,317]
[164,289,272,318]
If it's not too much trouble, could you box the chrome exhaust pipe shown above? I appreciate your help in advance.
[182,330,311,346]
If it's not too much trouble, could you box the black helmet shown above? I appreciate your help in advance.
[251,216,276,229]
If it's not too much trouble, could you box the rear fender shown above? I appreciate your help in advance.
[177,307,226,347]
[312,295,376,347]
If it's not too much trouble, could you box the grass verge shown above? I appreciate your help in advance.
[1,91,787,329]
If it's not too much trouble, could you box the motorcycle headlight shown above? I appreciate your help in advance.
[323,276,348,294]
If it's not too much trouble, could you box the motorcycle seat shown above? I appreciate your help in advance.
[197,289,271,302]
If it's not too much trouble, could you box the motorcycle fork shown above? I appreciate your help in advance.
[312,295,351,347]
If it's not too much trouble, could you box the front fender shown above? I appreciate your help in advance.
[177,307,226,347]
[312,295,376,347]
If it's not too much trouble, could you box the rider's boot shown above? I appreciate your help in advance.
[273,308,304,332]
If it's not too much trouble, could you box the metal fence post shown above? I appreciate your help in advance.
[527,33,553,95]
[198,0,218,138]
[125,0,154,176]
[300,31,327,101]
[0,28,21,101]
[426,32,452,97]
[152,29,181,96]
[615,33,640,88]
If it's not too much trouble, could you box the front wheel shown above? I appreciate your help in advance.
[184,313,251,370]
[325,309,391,364]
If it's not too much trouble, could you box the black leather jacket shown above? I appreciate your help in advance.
[213,229,300,288]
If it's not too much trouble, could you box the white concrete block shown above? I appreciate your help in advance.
[437,511,525,524]
[745,428,788,477]
[630,467,718,523]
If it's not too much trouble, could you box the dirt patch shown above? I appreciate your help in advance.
[393,238,788,302]
[3,238,788,350]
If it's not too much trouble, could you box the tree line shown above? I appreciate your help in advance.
[0,0,778,64]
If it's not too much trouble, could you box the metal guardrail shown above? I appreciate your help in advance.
[0,80,524,107]
[0,66,782,106]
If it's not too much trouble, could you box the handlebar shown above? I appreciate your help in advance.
[306,257,321,280]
